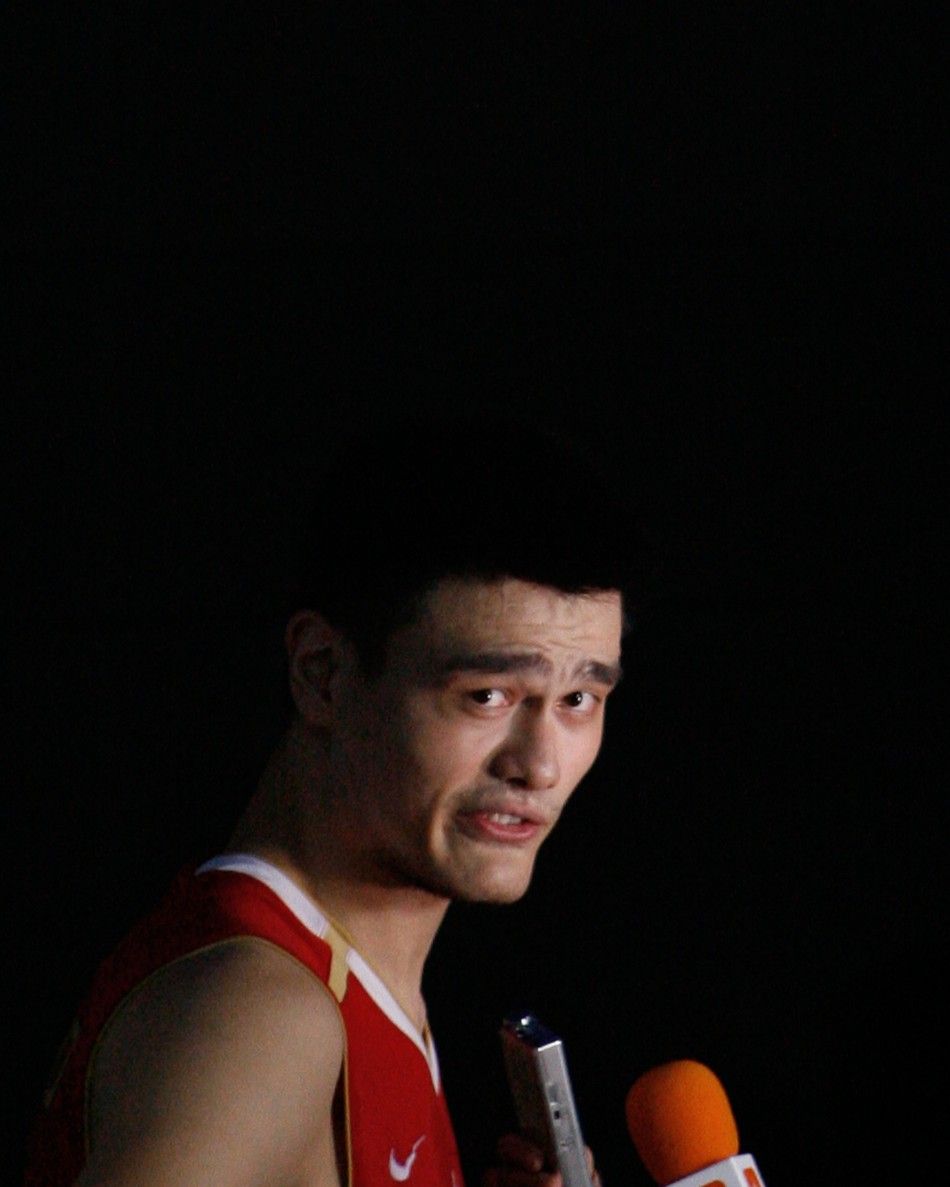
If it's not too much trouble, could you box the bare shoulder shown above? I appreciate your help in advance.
[82,937,344,1186]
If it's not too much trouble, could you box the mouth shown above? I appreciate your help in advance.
[455,807,546,844]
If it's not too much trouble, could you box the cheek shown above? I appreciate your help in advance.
[404,707,496,786]
[565,724,606,782]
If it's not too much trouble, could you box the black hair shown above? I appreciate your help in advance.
[292,412,651,674]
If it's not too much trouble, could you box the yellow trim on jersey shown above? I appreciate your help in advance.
[323,921,352,1002]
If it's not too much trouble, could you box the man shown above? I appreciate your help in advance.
[26,417,642,1186]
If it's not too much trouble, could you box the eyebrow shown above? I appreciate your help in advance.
[437,650,624,688]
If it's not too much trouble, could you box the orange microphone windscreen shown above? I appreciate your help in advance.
[625,1060,740,1185]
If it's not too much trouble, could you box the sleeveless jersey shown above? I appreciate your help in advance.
[25,854,464,1187]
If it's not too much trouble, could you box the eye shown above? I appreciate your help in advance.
[469,688,507,707]
[562,690,598,712]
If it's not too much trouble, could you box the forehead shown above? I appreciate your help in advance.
[397,577,624,662]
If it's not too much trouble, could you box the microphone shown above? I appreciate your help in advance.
[625,1060,766,1187]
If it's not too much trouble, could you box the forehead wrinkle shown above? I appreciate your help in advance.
[402,577,624,685]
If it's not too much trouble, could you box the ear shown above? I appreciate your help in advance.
[285,610,349,728]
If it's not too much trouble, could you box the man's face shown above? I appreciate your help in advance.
[330,577,624,904]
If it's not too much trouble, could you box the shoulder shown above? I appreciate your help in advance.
[84,936,344,1184]
[96,934,345,1072]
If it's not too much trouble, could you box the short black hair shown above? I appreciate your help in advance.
[293,412,650,674]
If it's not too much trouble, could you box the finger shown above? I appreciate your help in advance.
[584,1143,600,1183]
[496,1131,547,1172]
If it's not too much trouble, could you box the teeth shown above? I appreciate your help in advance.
[488,813,523,824]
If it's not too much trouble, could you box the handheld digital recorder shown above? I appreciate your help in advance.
[499,1013,593,1187]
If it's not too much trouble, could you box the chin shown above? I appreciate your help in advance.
[454,862,536,905]
[468,884,531,906]
[412,844,539,903]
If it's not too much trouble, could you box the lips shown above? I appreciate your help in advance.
[456,805,547,844]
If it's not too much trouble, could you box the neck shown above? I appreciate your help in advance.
[226,724,449,1031]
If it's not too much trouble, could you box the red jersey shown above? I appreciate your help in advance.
[26,854,464,1187]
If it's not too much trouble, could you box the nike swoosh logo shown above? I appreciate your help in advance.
[389,1134,426,1181]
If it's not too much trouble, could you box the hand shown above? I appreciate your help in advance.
[483,1132,601,1187]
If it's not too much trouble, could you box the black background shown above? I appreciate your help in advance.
[6,6,943,1184]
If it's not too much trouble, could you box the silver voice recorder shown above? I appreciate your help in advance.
[499,1013,593,1187]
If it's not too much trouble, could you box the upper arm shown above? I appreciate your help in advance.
[78,937,345,1187]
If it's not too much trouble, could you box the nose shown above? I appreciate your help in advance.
[487,705,560,791]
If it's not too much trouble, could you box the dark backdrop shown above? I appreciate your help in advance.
[7,7,942,1184]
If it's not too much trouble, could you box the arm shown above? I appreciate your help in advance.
[76,937,345,1187]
